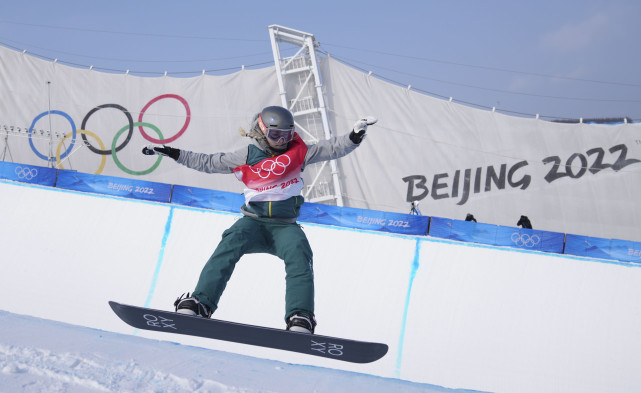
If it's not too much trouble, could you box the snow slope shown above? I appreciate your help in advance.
[2,179,641,393]
[0,311,478,393]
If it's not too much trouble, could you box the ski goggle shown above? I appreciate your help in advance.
[265,127,294,143]
[258,115,295,143]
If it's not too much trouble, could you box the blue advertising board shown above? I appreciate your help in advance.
[564,234,641,264]
[55,170,172,203]
[429,216,565,253]
[171,185,429,235]
[171,185,243,213]
[299,203,429,235]
[0,161,57,186]
[5,160,639,262]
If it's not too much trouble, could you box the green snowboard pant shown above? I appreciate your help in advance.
[192,216,314,321]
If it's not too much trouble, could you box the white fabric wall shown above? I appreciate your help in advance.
[320,58,641,241]
[1,45,640,241]
[1,180,641,393]
[0,45,280,195]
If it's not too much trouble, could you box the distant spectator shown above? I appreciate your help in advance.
[517,215,532,229]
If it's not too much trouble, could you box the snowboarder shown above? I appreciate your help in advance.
[142,106,376,334]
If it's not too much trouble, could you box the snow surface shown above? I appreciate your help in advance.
[2,180,641,393]
[0,311,480,393]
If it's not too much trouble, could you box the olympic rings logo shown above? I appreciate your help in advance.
[510,232,541,248]
[15,166,38,180]
[250,155,291,179]
[26,94,190,176]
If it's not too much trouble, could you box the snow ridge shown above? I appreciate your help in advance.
[0,310,469,393]
[0,343,245,393]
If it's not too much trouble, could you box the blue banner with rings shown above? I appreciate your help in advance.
[0,161,57,186]
[564,234,641,264]
[55,170,172,203]
[429,216,565,253]
[171,185,244,213]
[299,203,430,235]
[171,185,429,235]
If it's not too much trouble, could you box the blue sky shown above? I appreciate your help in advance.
[1,0,640,121]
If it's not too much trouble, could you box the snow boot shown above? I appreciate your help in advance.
[174,293,212,318]
[286,313,316,334]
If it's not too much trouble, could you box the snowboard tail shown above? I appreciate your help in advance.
[109,301,387,364]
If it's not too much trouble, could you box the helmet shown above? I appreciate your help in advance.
[258,106,295,144]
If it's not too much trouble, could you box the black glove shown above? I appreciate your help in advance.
[349,116,378,144]
[142,145,180,161]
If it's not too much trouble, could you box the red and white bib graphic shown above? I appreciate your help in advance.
[234,135,307,202]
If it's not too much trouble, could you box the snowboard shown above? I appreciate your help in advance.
[109,301,388,363]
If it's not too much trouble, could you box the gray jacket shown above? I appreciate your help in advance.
[177,133,359,174]
[176,133,360,221]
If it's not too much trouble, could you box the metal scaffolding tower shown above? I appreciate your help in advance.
[267,25,344,206]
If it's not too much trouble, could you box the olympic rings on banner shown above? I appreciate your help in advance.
[56,130,107,175]
[510,232,541,248]
[29,110,76,161]
[25,94,190,175]
[81,103,134,155]
[111,122,164,175]
[15,166,38,180]
[138,94,191,144]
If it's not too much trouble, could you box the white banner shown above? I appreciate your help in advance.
[0,45,281,195]
[1,45,640,241]
[321,57,641,242]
